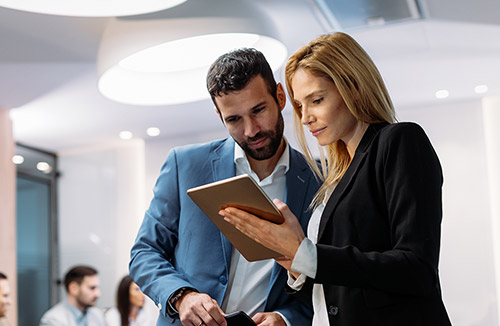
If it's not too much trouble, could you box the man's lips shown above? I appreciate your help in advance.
[247,137,267,148]
[311,127,326,137]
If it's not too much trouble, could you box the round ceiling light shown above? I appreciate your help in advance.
[0,0,186,17]
[97,0,288,106]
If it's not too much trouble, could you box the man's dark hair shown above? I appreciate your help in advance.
[206,48,279,112]
[0,272,7,280]
[63,265,97,292]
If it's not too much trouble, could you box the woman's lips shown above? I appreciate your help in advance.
[311,127,326,137]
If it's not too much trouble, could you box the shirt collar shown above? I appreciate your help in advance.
[64,298,86,321]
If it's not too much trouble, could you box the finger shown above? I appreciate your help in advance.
[221,208,263,231]
[201,300,226,326]
[273,199,293,218]
[252,312,266,323]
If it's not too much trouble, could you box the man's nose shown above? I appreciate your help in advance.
[244,119,260,138]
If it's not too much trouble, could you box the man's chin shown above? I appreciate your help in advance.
[247,148,275,161]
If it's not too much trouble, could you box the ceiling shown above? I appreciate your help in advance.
[1,0,500,153]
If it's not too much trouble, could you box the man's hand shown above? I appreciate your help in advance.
[252,312,286,326]
[177,291,227,326]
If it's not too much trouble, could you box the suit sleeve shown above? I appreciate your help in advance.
[129,148,195,318]
[315,123,443,296]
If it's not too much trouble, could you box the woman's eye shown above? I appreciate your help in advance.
[313,97,323,104]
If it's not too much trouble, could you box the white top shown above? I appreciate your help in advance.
[220,141,290,325]
[289,191,333,326]
[104,306,157,326]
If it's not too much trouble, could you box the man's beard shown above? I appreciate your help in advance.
[76,296,96,310]
[237,113,284,161]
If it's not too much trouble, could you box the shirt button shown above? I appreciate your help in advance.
[328,305,339,316]
[219,275,227,285]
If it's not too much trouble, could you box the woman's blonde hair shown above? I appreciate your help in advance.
[285,32,397,207]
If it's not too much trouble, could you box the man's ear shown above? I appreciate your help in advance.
[68,282,79,296]
[276,83,286,111]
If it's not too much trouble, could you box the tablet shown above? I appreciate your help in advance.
[187,174,283,261]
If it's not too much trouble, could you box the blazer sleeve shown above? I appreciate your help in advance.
[315,123,444,296]
[129,148,196,317]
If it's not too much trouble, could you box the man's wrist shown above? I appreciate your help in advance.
[167,287,197,315]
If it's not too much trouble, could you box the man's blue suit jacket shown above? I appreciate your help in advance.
[130,138,320,325]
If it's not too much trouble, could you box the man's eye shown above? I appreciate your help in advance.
[253,107,264,114]
[226,117,240,123]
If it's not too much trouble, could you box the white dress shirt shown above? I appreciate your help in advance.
[221,141,290,324]
[39,299,107,326]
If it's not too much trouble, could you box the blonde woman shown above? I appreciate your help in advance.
[220,32,452,326]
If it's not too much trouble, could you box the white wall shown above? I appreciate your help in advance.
[58,139,147,308]
[399,99,498,325]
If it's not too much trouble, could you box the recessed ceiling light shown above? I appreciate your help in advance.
[97,0,287,106]
[119,131,133,140]
[0,0,186,17]
[36,161,52,173]
[474,85,489,94]
[147,127,161,137]
[435,90,449,99]
[12,155,24,165]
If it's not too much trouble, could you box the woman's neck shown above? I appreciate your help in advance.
[129,305,140,320]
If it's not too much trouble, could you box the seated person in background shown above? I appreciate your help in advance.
[105,275,157,326]
[0,272,12,326]
[39,265,106,326]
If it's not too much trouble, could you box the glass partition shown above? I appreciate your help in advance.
[15,143,57,326]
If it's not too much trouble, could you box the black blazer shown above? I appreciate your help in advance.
[303,122,452,325]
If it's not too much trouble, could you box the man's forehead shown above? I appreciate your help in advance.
[81,275,99,286]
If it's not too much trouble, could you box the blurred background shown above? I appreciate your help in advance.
[1,0,500,325]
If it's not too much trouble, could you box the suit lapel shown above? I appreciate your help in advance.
[268,147,310,299]
[286,148,310,226]
[317,123,387,241]
[211,138,236,266]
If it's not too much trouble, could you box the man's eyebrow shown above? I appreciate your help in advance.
[249,101,267,110]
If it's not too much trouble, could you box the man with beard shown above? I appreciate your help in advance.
[130,48,319,326]
[40,266,106,326]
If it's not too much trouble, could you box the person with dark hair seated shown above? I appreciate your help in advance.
[39,265,106,326]
[105,275,157,326]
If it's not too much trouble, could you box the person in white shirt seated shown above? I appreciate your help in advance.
[39,265,106,326]
[105,275,157,326]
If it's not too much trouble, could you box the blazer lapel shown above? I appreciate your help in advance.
[211,138,236,266]
[286,148,311,224]
[269,147,311,295]
[317,123,387,241]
